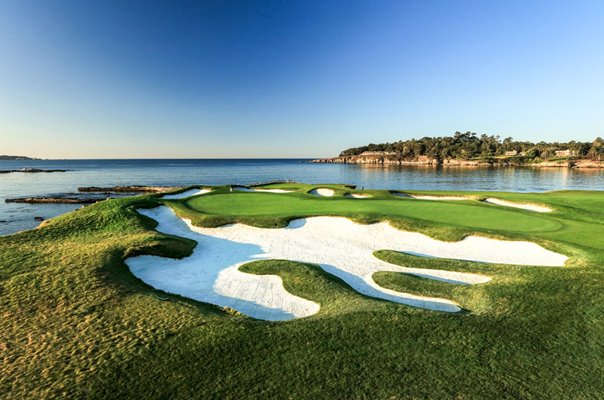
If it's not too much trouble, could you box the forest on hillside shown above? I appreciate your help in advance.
[340,132,604,162]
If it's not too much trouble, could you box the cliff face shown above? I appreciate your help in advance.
[313,152,490,166]
[312,151,604,168]
[313,151,427,164]
[312,155,489,166]
[313,152,435,165]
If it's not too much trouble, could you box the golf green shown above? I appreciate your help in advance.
[2,183,603,399]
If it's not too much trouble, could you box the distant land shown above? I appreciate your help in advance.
[0,155,37,160]
[313,132,604,168]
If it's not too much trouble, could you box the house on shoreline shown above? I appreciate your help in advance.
[555,149,577,157]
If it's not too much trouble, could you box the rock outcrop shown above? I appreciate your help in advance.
[0,168,68,174]
[312,151,604,168]
[6,197,106,204]
[573,160,604,168]
[78,185,178,193]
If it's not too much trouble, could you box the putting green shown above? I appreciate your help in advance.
[185,191,562,233]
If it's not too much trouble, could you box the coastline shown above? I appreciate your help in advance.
[2,158,603,238]
[311,156,604,168]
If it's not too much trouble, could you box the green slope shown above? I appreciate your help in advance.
[1,184,603,399]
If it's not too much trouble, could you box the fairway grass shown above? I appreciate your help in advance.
[1,183,603,399]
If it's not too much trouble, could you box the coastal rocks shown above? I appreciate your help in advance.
[312,153,455,165]
[313,154,500,167]
[5,186,185,206]
[311,152,604,168]
[527,161,572,168]
[312,152,436,165]
[34,216,44,221]
[5,197,108,204]
[78,185,178,193]
[441,159,491,167]
[0,168,68,174]
[573,160,604,168]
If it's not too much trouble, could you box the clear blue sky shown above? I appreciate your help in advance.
[1,0,603,158]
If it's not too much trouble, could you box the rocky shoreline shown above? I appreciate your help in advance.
[0,168,68,174]
[5,186,178,205]
[6,197,109,204]
[78,185,179,193]
[312,154,604,168]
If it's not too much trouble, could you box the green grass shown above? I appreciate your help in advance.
[1,184,604,399]
[184,190,562,233]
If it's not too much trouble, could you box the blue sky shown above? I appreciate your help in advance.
[1,0,603,158]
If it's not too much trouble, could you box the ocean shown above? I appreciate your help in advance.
[1,158,603,236]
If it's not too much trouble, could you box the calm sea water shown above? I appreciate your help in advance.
[1,158,603,236]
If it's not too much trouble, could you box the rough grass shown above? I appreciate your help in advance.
[1,184,604,399]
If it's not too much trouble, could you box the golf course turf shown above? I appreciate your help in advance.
[2,183,603,399]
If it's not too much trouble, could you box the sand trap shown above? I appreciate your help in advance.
[127,207,567,320]
[233,187,293,193]
[309,188,335,197]
[410,195,469,201]
[345,193,371,199]
[161,188,211,200]
[252,188,294,193]
[484,198,552,213]
[392,192,467,201]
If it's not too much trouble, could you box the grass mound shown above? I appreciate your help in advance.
[1,184,603,398]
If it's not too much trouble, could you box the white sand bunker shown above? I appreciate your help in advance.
[161,188,211,200]
[392,192,467,201]
[233,187,293,193]
[346,193,371,199]
[309,188,335,197]
[127,207,567,320]
[410,195,469,201]
[253,188,294,193]
[484,198,552,213]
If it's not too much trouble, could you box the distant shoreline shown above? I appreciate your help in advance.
[312,155,604,169]
[0,155,38,161]
[325,132,604,168]
[0,168,68,174]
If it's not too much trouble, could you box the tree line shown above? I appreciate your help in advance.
[339,132,604,162]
